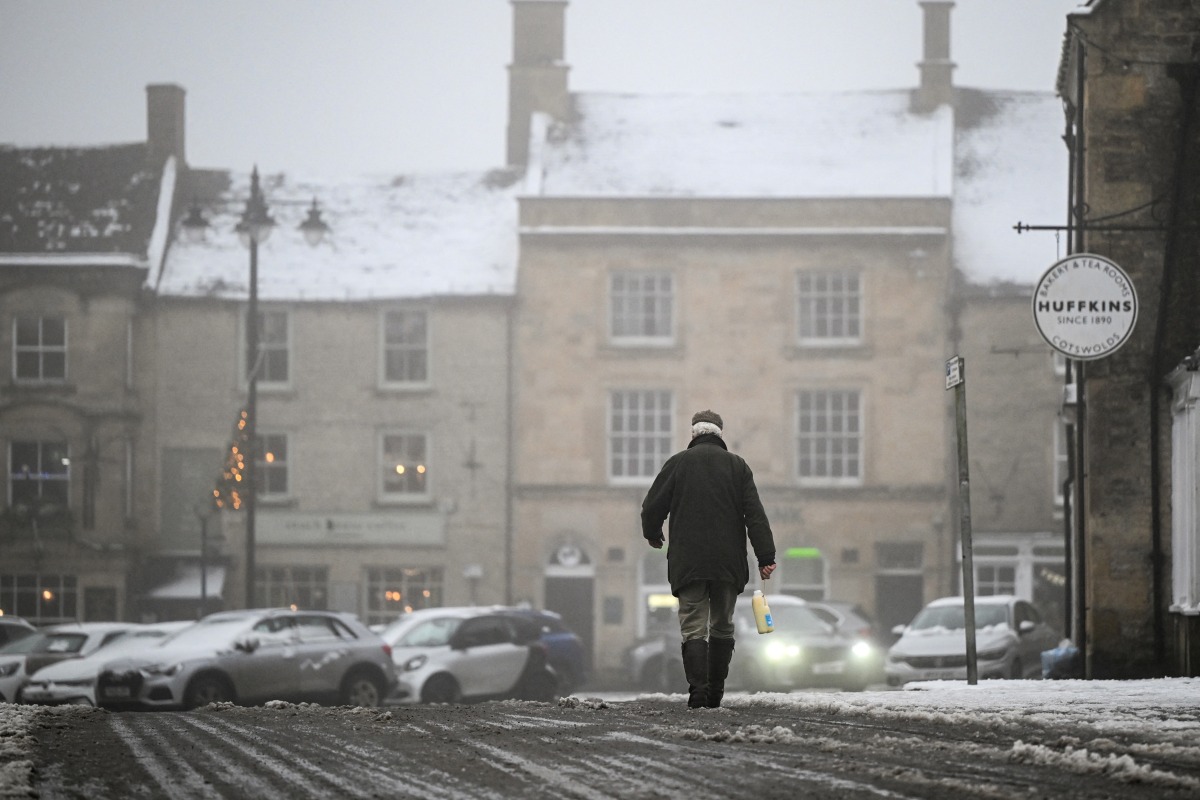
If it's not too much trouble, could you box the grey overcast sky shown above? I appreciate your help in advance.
[0,0,1081,177]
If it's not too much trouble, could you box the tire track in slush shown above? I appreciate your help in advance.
[108,715,223,800]
[224,716,499,800]
[172,715,378,800]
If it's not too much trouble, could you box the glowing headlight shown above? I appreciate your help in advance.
[851,640,874,659]
[403,654,428,672]
[764,641,801,661]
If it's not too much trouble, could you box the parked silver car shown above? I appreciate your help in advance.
[382,607,558,704]
[96,609,396,710]
[18,621,192,706]
[885,594,1060,686]
[0,622,139,703]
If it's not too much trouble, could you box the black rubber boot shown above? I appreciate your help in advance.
[680,639,709,709]
[706,637,735,708]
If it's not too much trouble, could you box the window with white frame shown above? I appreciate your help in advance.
[975,564,1017,596]
[380,432,429,500]
[609,390,673,481]
[255,565,328,610]
[797,271,861,345]
[366,566,444,625]
[246,309,289,384]
[383,309,429,385]
[610,271,673,343]
[257,432,289,498]
[796,389,862,485]
[10,440,70,508]
[14,316,67,382]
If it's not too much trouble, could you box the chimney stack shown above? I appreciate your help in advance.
[146,83,186,166]
[913,1,955,113]
[507,0,570,166]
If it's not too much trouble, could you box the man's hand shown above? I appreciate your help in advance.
[648,537,664,549]
[759,563,777,581]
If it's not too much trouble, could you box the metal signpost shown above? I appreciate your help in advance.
[945,355,978,685]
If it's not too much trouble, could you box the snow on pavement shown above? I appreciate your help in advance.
[4,679,1200,797]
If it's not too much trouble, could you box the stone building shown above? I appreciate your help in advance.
[506,0,1068,677]
[148,91,520,623]
[1058,0,1200,677]
[0,85,182,621]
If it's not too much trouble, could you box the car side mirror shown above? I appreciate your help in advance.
[1018,620,1036,635]
[234,635,260,653]
[891,623,907,636]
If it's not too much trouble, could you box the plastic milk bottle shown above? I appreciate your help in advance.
[752,589,774,634]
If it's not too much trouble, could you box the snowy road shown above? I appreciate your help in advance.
[21,683,1200,799]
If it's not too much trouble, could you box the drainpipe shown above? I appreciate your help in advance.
[1070,36,1089,673]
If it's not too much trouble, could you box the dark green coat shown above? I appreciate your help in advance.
[641,434,776,596]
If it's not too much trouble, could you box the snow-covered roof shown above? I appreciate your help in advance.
[532,88,1066,285]
[953,91,1069,285]
[538,91,955,198]
[157,169,521,301]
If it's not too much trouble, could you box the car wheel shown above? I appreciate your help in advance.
[184,673,233,710]
[340,669,384,707]
[421,674,462,704]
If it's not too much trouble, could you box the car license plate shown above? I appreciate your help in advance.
[102,686,131,698]
[923,669,958,680]
[812,661,845,675]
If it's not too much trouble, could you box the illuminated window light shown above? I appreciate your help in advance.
[395,465,405,474]
[416,465,426,474]
[265,452,275,463]
[42,590,54,601]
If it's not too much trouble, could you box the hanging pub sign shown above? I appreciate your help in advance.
[1032,253,1138,360]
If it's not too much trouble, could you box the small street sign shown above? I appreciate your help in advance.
[945,356,963,390]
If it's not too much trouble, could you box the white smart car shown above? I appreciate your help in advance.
[382,607,558,704]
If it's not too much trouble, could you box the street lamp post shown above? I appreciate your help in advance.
[182,166,329,609]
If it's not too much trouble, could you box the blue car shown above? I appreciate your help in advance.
[498,608,588,693]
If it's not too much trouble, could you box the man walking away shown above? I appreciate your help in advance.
[641,410,777,708]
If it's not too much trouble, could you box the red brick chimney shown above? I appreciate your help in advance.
[507,0,570,166]
[146,83,186,167]
[913,1,956,112]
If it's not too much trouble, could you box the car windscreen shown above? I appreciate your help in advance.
[741,604,830,635]
[159,618,253,648]
[909,604,1008,631]
[395,617,463,647]
[37,633,90,654]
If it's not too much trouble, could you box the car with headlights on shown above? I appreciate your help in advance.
[627,594,879,693]
[382,607,558,704]
[95,609,396,710]
[18,621,192,706]
[885,595,1060,686]
[0,621,139,703]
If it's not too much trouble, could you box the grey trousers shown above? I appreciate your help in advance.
[677,580,739,642]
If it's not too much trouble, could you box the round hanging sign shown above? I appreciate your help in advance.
[1032,253,1138,361]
